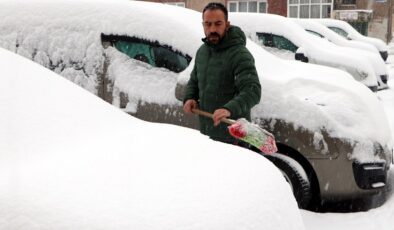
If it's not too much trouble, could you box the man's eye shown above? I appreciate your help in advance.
[215,22,223,26]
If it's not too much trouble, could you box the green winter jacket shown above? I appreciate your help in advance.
[183,25,261,143]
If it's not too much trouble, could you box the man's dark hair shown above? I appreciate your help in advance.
[203,2,228,21]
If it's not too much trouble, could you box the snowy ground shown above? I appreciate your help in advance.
[300,49,394,230]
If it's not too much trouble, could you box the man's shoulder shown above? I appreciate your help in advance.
[195,43,209,57]
[228,45,254,61]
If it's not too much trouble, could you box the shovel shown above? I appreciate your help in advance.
[192,108,277,154]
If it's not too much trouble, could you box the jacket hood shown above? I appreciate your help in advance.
[203,25,246,50]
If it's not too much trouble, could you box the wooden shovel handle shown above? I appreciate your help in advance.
[192,108,235,125]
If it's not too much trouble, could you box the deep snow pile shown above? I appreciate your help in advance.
[0,48,305,229]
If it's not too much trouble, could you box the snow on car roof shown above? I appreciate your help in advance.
[0,47,305,229]
[0,0,203,56]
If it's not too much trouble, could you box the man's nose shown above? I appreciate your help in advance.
[208,25,217,33]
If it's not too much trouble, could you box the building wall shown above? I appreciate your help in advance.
[141,0,185,3]
[267,0,287,16]
[356,0,389,18]
[139,0,287,14]
[187,0,226,12]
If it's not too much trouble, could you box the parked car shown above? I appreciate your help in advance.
[293,19,389,90]
[0,47,305,229]
[315,18,389,62]
[0,0,392,210]
[230,13,388,91]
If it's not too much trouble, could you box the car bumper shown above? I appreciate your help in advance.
[310,147,391,201]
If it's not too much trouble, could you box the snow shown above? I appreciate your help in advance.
[0,47,305,229]
[230,13,382,89]
[293,19,379,55]
[1,0,394,228]
[315,18,388,53]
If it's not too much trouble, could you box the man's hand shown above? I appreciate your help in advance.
[213,108,231,126]
[183,99,198,114]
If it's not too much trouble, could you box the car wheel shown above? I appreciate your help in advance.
[264,153,312,209]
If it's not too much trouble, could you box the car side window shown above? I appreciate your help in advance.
[306,29,324,38]
[328,26,349,38]
[271,35,298,53]
[257,32,298,52]
[256,33,274,47]
[101,34,191,73]
[114,40,156,66]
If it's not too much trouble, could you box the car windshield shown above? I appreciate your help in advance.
[306,29,324,38]
[328,26,349,38]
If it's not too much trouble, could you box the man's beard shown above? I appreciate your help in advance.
[207,32,221,44]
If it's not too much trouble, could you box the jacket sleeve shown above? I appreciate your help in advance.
[222,48,261,118]
[183,61,199,104]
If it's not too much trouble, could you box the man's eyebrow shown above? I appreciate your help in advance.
[203,20,224,23]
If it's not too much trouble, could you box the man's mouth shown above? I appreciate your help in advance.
[208,32,220,38]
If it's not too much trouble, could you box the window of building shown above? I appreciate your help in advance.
[288,0,333,18]
[228,1,268,13]
[165,2,185,7]
[101,35,191,73]
[342,0,356,5]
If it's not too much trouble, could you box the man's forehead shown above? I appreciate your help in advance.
[203,9,226,21]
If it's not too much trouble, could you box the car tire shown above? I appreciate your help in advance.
[264,154,312,209]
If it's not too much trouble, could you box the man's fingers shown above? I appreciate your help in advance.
[213,109,230,126]
[183,100,197,114]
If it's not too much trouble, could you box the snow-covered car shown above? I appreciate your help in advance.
[0,0,392,209]
[293,19,389,90]
[315,18,389,62]
[230,13,387,91]
[0,47,305,229]
[293,19,379,54]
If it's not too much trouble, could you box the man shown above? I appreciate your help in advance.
[183,2,261,146]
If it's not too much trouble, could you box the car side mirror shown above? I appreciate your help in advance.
[175,82,186,102]
[346,34,353,40]
[295,47,309,63]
